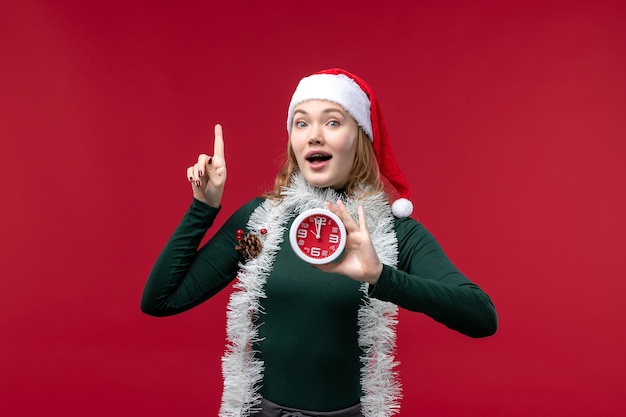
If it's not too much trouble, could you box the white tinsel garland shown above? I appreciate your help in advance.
[219,173,401,416]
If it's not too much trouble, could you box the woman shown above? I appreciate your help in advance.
[141,68,497,417]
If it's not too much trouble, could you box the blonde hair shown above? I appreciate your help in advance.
[265,128,384,200]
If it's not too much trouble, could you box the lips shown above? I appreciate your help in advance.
[305,151,332,168]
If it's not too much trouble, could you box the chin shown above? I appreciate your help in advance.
[307,179,331,188]
[302,173,333,189]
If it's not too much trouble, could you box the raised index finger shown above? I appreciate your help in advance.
[213,124,225,159]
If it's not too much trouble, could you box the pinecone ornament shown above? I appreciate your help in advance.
[235,229,263,260]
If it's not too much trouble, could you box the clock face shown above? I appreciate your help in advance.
[289,208,347,264]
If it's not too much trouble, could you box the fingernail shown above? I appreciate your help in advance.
[208,157,213,165]
[195,180,201,187]
[198,170,203,177]
[189,176,193,182]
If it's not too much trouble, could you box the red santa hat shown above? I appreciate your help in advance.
[287,68,413,218]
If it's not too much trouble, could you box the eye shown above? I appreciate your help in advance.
[327,120,340,127]
[295,121,307,128]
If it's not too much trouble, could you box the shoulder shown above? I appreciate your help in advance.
[239,197,266,211]
[227,197,266,223]
[393,216,445,252]
[393,215,425,239]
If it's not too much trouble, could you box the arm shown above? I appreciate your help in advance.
[141,198,263,316]
[369,218,498,338]
[142,123,250,316]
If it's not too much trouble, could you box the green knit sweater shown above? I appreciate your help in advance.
[142,197,497,411]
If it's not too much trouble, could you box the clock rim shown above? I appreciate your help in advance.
[289,208,347,265]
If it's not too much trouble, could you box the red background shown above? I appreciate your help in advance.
[1,1,625,416]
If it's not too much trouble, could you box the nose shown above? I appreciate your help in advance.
[308,123,324,145]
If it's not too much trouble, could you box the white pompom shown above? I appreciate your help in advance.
[391,198,413,218]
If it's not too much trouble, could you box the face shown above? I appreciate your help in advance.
[290,100,359,190]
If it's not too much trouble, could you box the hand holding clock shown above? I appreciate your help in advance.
[314,200,383,285]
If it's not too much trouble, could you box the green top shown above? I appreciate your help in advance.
[142,197,497,411]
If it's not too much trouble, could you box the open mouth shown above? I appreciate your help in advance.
[306,152,332,164]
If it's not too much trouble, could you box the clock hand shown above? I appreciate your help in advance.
[315,218,321,239]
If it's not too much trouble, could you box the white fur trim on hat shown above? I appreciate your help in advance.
[391,198,413,218]
[287,73,373,140]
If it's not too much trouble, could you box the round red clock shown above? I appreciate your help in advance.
[289,208,347,264]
